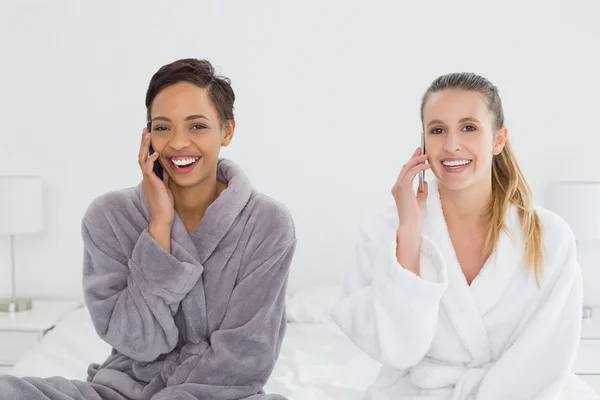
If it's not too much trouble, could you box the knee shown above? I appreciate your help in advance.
[0,374,27,397]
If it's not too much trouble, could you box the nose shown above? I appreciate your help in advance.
[443,130,461,153]
[167,128,192,150]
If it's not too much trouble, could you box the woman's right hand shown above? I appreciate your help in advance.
[138,128,175,230]
[391,147,431,228]
[391,147,431,274]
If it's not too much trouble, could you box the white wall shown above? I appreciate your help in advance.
[1,0,600,304]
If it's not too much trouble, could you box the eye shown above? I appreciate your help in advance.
[191,124,207,130]
[153,126,169,132]
[430,128,444,135]
[462,125,477,132]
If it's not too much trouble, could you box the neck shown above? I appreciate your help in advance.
[170,175,225,227]
[438,179,492,231]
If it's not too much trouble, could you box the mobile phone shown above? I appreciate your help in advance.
[148,144,164,179]
[418,131,426,192]
[146,121,164,179]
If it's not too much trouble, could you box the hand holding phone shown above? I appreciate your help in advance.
[149,144,164,179]
[391,145,431,226]
[391,146,431,273]
[138,128,174,230]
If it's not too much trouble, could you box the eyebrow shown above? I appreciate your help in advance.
[151,114,210,123]
[426,117,481,128]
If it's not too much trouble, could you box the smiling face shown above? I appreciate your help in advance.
[422,89,507,192]
[148,81,234,188]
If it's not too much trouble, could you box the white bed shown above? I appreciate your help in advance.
[6,287,600,400]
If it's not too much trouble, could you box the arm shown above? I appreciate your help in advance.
[330,218,448,369]
[467,232,583,400]
[82,215,203,362]
[150,238,297,400]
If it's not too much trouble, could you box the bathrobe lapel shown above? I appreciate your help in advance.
[138,188,199,263]
[139,158,253,265]
[469,206,524,317]
[191,159,253,264]
[422,180,493,365]
[137,159,253,341]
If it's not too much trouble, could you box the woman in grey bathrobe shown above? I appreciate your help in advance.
[0,58,297,400]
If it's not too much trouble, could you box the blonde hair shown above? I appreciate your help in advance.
[420,73,544,284]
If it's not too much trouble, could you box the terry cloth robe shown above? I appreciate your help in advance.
[331,178,583,400]
[0,158,297,400]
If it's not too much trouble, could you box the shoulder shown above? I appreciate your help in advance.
[82,186,145,233]
[245,191,296,246]
[534,205,576,251]
[534,205,579,276]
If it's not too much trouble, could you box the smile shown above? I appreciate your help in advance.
[441,159,471,167]
[168,156,201,174]
[441,159,472,174]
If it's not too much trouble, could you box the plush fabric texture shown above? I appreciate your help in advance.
[332,178,582,399]
[0,159,296,400]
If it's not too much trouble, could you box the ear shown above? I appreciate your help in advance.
[221,120,236,147]
[492,126,508,156]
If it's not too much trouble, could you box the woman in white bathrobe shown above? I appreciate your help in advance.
[331,72,583,399]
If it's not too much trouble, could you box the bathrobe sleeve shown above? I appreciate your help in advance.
[81,204,204,363]
[472,226,583,400]
[149,235,297,400]
[331,216,448,370]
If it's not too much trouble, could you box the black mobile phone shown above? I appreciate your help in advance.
[148,145,164,179]
[146,121,164,179]
[418,131,426,192]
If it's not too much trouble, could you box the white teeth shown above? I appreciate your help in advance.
[442,160,471,167]
[172,157,199,166]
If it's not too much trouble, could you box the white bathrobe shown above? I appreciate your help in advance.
[331,179,583,400]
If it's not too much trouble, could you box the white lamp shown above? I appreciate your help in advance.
[0,175,43,312]
[545,181,600,319]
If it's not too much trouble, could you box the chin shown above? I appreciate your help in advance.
[169,173,206,188]
[437,179,473,192]
[432,170,475,192]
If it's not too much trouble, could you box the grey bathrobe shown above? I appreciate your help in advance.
[0,159,296,400]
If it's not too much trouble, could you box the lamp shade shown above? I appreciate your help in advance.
[545,182,600,241]
[0,175,43,235]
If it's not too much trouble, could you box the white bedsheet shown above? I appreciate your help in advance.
[7,307,600,399]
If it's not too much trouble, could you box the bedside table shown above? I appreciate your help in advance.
[574,308,600,394]
[0,300,81,373]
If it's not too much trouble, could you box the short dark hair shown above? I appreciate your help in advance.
[145,58,235,126]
